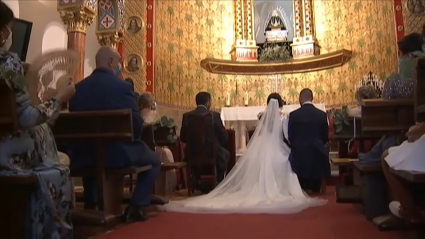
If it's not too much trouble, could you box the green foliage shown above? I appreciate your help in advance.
[258,43,291,62]
[330,106,350,133]
[151,116,177,144]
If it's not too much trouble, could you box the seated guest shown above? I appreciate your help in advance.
[68,46,161,222]
[359,33,424,164]
[180,92,229,185]
[382,58,425,221]
[0,2,75,237]
[139,92,177,195]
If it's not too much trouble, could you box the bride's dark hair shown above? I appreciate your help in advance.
[258,93,285,120]
[267,93,284,107]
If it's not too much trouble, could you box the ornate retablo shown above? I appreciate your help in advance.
[265,10,288,42]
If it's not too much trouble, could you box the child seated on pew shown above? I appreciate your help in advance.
[139,93,177,195]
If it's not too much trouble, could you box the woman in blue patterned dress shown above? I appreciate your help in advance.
[0,2,76,238]
[359,32,424,164]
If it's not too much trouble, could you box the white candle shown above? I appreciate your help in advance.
[244,91,249,106]
[226,92,231,106]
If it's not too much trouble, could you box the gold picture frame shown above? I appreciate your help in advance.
[125,16,143,34]
[125,54,143,73]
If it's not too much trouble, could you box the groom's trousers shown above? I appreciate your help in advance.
[298,177,321,193]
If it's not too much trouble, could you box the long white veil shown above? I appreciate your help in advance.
[162,99,327,214]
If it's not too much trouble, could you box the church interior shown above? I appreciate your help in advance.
[1,0,425,238]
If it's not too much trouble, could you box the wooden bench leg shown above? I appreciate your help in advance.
[154,170,167,196]
[103,174,125,215]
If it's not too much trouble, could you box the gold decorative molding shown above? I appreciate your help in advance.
[232,0,258,61]
[58,4,96,33]
[200,49,352,75]
[226,0,321,62]
[96,32,122,49]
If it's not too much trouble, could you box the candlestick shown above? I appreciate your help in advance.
[226,92,231,106]
[244,91,249,106]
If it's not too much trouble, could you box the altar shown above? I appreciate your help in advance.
[220,104,326,153]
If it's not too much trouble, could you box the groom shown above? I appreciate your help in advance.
[287,88,330,193]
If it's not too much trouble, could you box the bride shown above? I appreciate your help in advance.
[162,96,327,214]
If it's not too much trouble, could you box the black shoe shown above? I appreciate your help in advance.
[150,195,169,205]
[123,205,149,223]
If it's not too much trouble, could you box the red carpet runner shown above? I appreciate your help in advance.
[95,187,408,239]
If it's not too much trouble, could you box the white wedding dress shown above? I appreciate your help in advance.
[161,99,327,214]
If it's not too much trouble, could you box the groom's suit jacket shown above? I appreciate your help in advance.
[287,103,330,179]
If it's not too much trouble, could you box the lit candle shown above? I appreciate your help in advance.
[244,91,249,106]
[226,92,231,106]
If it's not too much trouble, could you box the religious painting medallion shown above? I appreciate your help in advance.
[126,16,143,34]
[125,54,142,73]
[407,0,425,14]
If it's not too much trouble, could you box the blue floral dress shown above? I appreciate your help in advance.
[0,49,73,238]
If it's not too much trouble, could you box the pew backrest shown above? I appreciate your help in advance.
[52,109,134,213]
[52,109,134,143]
[360,99,414,133]
[0,80,18,137]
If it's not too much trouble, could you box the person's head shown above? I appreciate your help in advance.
[355,85,378,105]
[397,33,424,56]
[195,91,212,109]
[124,78,134,91]
[0,1,14,51]
[95,46,122,76]
[130,19,137,29]
[138,92,155,111]
[266,93,284,108]
[130,57,138,66]
[299,88,313,105]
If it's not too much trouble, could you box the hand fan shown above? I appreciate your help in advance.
[26,49,79,105]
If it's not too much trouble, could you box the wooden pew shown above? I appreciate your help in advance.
[361,98,414,134]
[0,174,38,239]
[52,109,152,215]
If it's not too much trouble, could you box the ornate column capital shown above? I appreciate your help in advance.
[96,31,122,49]
[58,3,96,34]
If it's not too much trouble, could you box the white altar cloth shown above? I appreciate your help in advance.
[220,104,326,153]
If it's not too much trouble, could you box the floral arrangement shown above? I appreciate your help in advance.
[329,106,350,133]
[258,43,291,62]
[150,116,177,144]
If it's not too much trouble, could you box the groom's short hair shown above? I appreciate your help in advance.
[300,88,313,101]
[196,92,211,105]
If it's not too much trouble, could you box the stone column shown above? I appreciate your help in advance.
[58,1,96,84]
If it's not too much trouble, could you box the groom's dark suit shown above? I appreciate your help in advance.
[287,102,330,192]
